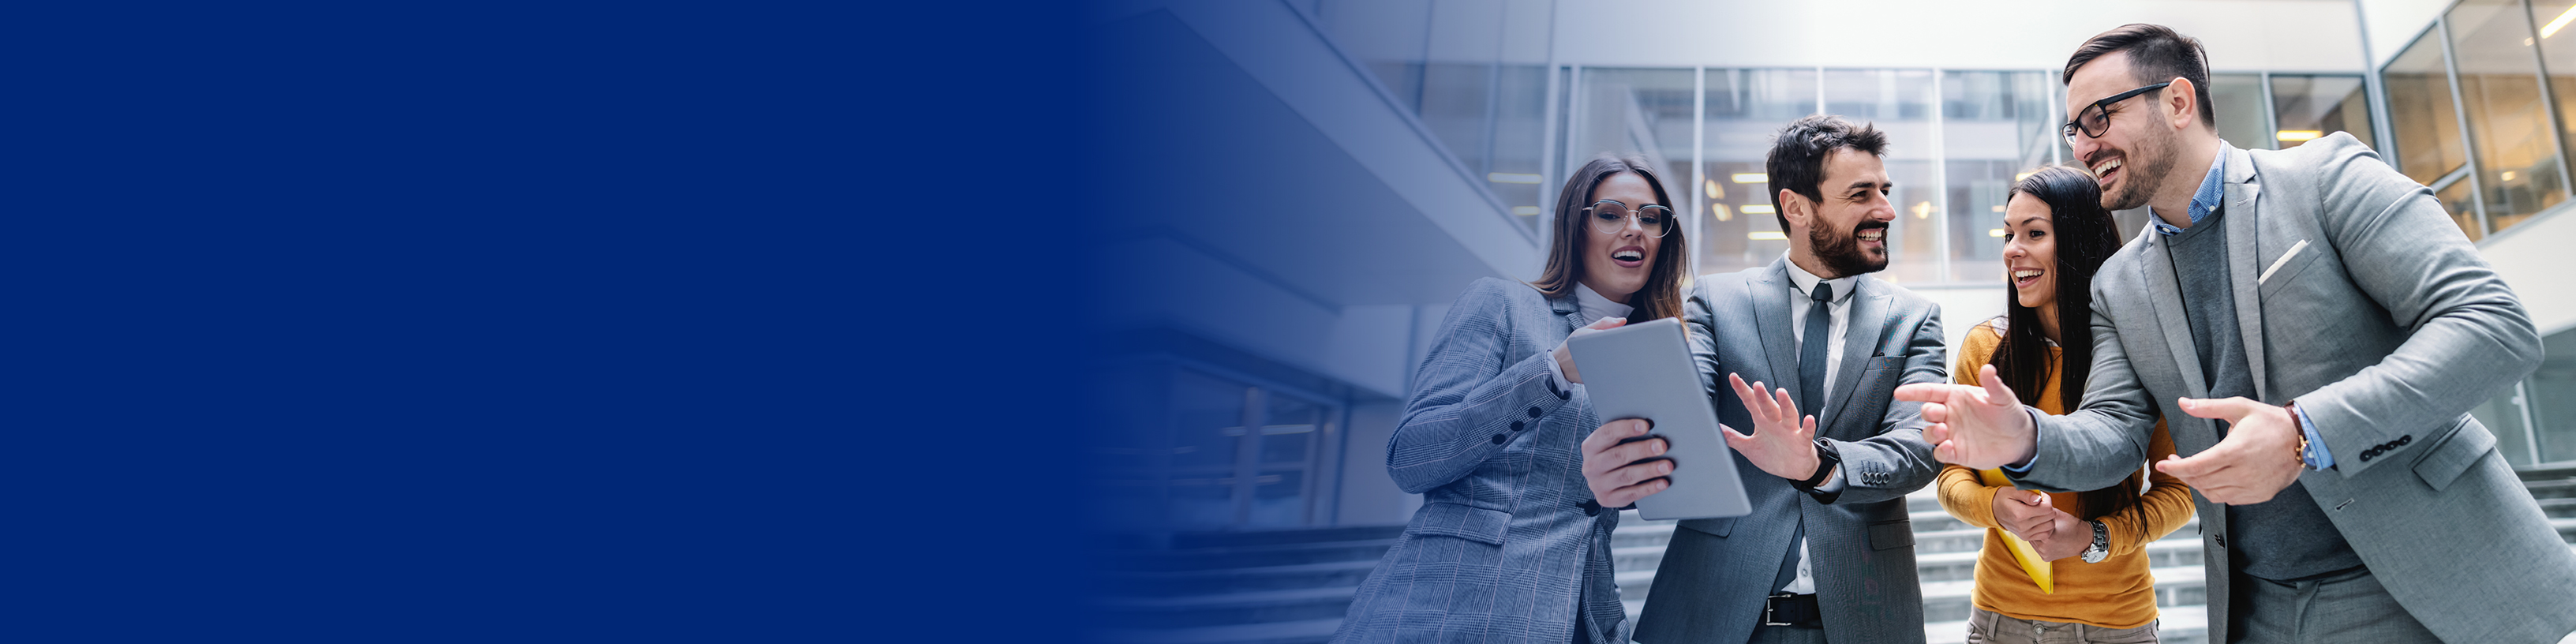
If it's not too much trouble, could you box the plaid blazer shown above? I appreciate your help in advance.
[1335,278,1628,644]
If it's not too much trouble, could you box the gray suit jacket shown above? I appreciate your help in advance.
[2010,134,2576,643]
[1335,278,1629,644]
[1633,258,1946,644]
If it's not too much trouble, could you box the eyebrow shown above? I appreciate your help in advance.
[2007,213,2048,227]
[1844,181,1890,194]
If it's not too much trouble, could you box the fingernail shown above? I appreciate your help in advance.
[1660,462,1672,474]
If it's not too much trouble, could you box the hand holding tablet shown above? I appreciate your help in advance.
[1567,317,1752,520]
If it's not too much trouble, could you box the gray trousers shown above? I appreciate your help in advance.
[2230,567,2437,643]
[1966,608,2158,644]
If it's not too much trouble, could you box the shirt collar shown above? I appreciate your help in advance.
[2154,144,2229,236]
[1572,283,1634,324]
[1781,254,1856,304]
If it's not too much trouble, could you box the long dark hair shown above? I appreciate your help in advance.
[1991,165,2132,520]
[1530,153,1690,323]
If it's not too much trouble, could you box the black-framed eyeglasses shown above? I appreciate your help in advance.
[1582,200,1672,238]
[2061,81,2172,144]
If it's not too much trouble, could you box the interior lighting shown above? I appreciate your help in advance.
[2503,170,2519,181]
[1732,173,1769,183]
[1749,231,1788,241]
[1711,203,1732,221]
[1911,201,1934,219]
[1990,228,2007,238]
[1741,204,1777,215]
[2548,5,2576,39]
[1488,172,1542,184]
[2275,130,2323,142]
[2015,171,2035,182]
[1991,204,2006,213]
[1705,179,1724,199]
[1512,206,1541,216]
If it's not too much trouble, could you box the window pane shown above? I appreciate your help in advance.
[2384,30,2469,185]
[1942,70,2058,285]
[2450,0,2567,234]
[2530,0,2576,227]
[2269,75,2378,151]
[1822,69,1940,283]
[2531,328,2576,464]
[2475,382,2537,467]
[1701,69,1818,274]
[2210,73,2273,151]
[2436,174,2485,241]
[1567,68,1698,256]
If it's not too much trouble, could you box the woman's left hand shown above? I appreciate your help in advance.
[2029,511,2089,561]
[1552,317,1627,384]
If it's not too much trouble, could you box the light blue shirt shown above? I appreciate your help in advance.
[2008,144,2336,474]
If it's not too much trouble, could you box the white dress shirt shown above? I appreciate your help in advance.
[1777,255,1857,595]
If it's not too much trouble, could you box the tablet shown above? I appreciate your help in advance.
[1567,316,1752,520]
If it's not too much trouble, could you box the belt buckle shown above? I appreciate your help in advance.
[1762,592,1793,627]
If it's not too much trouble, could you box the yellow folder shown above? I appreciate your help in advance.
[1977,468,2054,593]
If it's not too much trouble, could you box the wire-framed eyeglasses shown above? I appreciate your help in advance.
[1582,200,1673,238]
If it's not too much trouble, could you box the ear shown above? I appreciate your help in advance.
[1777,188,1811,231]
[2161,77,2199,131]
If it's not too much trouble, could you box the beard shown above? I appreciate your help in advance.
[1808,219,1889,278]
[2102,125,2180,212]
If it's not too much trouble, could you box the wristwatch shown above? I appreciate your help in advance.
[2080,520,2109,564]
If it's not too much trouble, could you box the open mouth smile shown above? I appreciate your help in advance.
[1612,246,1646,268]
[2012,268,2045,290]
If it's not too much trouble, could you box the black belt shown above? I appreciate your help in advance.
[1762,593,1822,628]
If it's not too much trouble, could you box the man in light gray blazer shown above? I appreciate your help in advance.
[1582,114,1947,644]
[1900,24,2576,643]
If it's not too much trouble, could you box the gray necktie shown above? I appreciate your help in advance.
[1799,282,1833,417]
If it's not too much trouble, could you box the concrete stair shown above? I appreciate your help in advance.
[1095,464,2576,643]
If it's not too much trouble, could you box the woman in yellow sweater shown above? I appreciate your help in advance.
[1936,166,2195,643]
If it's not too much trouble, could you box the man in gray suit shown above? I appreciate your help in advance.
[1580,114,1947,644]
[1898,24,2576,643]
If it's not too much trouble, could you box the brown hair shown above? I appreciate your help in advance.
[1990,165,2140,523]
[1530,153,1690,323]
[1765,115,1889,233]
[2065,24,2215,129]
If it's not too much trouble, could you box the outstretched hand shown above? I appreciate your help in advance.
[2155,396,2304,504]
[1717,373,1822,481]
[1893,365,2037,469]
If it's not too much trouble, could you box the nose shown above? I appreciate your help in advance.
[2071,131,2103,165]
[2003,235,2025,260]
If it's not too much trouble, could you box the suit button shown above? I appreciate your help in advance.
[1510,421,1526,432]
[2215,535,2227,548]
[1579,500,1601,516]
[1492,434,1507,444]
[1529,406,1543,418]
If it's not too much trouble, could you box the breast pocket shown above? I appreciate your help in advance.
[2256,240,2323,300]
[1406,502,1511,545]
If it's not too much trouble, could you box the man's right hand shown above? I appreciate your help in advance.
[1990,487,2058,541]
[1893,364,2039,469]
[1582,418,1671,508]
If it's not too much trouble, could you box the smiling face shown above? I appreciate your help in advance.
[2065,51,2185,212]
[1785,148,1896,279]
[1578,171,1663,301]
[2001,193,2060,310]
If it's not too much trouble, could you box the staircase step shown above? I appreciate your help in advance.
[2528,478,2576,500]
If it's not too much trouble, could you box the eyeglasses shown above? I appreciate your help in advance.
[2061,81,2172,144]
[1583,200,1673,238]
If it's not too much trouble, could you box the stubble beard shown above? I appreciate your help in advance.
[2102,125,2179,212]
[1808,220,1889,279]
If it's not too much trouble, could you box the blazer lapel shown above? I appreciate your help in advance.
[1819,278,1889,432]
[1549,290,1582,335]
[1750,260,1803,405]
[2221,146,2270,401]
[2138,232,2211,400]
